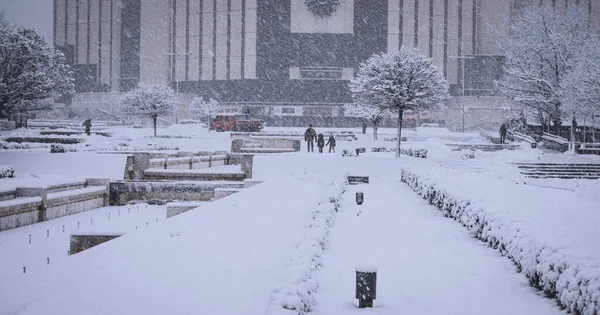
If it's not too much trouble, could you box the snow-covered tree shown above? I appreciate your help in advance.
[495,6,595,134]
[121,85,176,137]
[349,47,449,157]
[0,27,74,117]
[343,102,393,141]
[190,97,222,130]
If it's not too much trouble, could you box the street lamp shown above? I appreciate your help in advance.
[163,52,192,95]
[449,55,475,132]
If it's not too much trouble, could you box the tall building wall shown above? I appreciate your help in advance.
[55,0,600,104]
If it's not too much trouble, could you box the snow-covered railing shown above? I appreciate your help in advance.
[511,132,538,148]
[148,155,228,170]
[399,167,600,315]
[540,133,569,152]
[267,174,348,315]
[478,128,502,144]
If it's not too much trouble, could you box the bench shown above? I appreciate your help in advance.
[540,133,569,152]
[511,132,538,148]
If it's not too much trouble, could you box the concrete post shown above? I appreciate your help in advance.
[86,178,110,206]
[241,154,254,179]
[16,187,47,221]
[356,267,377,308]
[231,139,244,153]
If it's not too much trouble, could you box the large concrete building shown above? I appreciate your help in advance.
[53,0,600,127]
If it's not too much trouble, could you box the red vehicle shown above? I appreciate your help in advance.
[210,114,264,132]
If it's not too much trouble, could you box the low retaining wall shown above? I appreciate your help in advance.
[231,138,301,153]
[399,167,600,315]
[166,202,206,218]
[0,179,110,231]
[70,233,123,255]
[109,181,245,205]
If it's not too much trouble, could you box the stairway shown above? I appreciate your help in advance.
[513,163,600,179]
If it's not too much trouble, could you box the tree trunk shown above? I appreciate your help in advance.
[395,108,404,158]
[570,116,575,151]
[373,125,378,141]
[152,114,158,137]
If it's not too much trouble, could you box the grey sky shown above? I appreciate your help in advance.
[0,0,53,42]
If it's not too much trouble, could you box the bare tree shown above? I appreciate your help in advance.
[496,6,595,134]
[349,47,449,157]
[122,85,176,137]
[343,102,393,141]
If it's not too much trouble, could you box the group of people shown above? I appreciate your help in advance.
[304,125,336,153]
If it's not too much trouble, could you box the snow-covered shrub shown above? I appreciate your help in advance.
[400,167,600,315]
[50,143,179,153]
[0,141,48,150]
[267,174,348,315]
[0,165,15,178]
[399,148,427,158]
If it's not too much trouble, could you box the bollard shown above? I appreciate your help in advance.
[118,210,121,217]
[46,257,50,265]
[356,192,364,205]
[108,213,111,220]
[128,208,130,214]
[156,218,158,223]
[47,230,49,238]
[90,218,93,225]
[77,222,80,229]
[28,234,31,244]
[62,225,65,233]
[23,266,26,274]
[146,222,148,227]
[356,266,377,308]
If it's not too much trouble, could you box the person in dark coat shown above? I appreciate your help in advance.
[499,123,507,144]
[82,119,92,136]
[317,133,325,153]
[362,121,367,134]
[326,133,336,153]
[304,124,317,152]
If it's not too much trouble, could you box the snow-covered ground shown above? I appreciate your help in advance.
[1,123,599,314]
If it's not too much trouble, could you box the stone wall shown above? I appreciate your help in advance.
[109,181,245,205]
[0,179,109,231]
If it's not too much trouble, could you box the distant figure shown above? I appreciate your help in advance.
[304,124,317,153]
[326,133,336,153]
[499,123,507,144]
[82,119,92,136]
[362,121,367,134]
[317,133,325,153]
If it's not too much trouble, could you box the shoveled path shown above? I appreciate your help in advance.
[311,177,564,315]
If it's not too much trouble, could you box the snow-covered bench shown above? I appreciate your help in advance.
[149,154,228,170]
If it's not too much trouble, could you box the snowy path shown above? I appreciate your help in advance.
[0,177,331,315]
[312,178,564,315]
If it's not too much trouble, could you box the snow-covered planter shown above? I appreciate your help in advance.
[400,167,600,315]
[267,174,348,315]
[50,143,179,153]
[399,148,427,158]
[0,165,15,178]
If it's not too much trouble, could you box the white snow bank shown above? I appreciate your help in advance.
[267,174,348,315]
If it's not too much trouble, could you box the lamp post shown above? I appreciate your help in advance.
[449,55,475,132]
[163,52,191,124]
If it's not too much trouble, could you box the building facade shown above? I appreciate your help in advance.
[53,0,600,121]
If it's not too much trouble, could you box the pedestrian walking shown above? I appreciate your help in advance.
[326,133,336,153]
[317,133,325,153]
[304,124,317,152]
[499,123,507,144]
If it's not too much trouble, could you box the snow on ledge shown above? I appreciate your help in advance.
[355,265,378,273]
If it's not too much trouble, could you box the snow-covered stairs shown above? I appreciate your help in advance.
[514,163,600,179]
